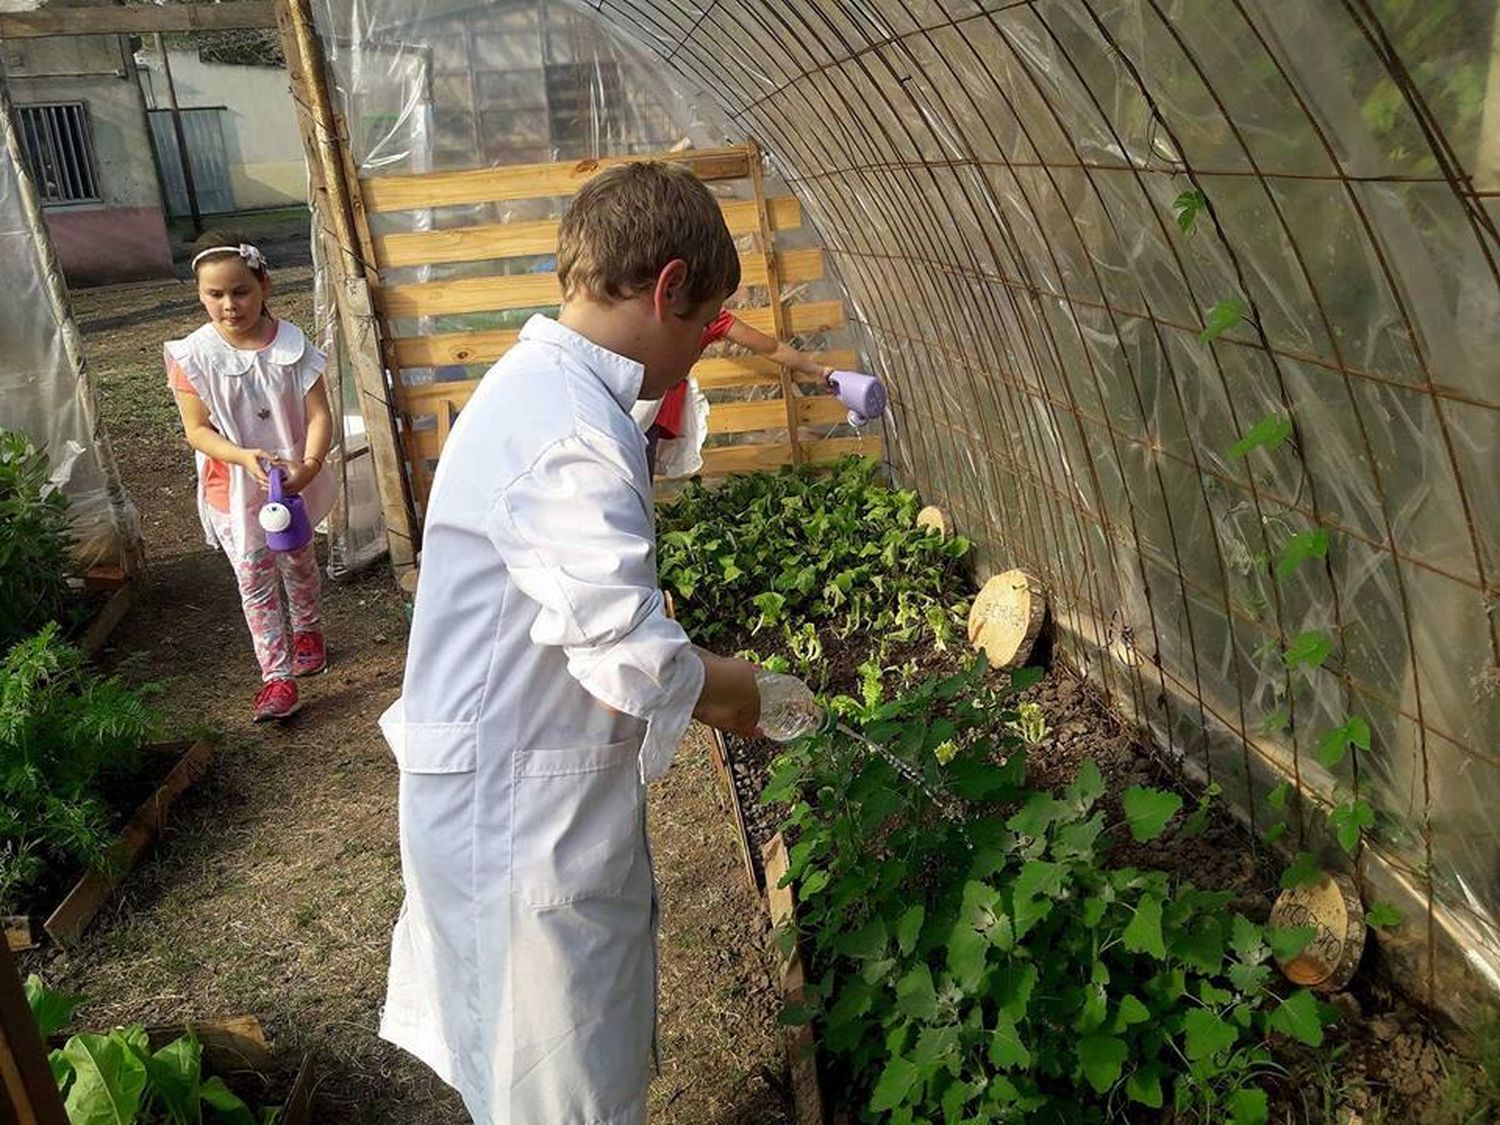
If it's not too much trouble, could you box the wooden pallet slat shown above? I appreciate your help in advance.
[708,395,850,436]
[390,300,846,371]
[375,248,824,320]
[373,196,802,269]
[697,435,883,477]
[361,147,752,213]
[694,350,857,390]
[394,348,859,417]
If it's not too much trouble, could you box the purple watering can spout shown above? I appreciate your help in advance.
[828,371,886,427]
[259,465,313,552]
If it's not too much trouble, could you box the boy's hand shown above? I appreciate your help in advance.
[693,651,761,737]
[236,447,274,487]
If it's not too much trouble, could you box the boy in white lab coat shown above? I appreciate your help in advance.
[378,162,763,1124]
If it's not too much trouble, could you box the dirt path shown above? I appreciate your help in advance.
[28,266,790,1123]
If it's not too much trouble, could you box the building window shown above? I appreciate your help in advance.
[15,102,101,205]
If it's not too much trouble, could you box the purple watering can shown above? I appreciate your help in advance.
[828,370,887,427]
[258,465,313,552]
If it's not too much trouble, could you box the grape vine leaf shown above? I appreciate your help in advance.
[1230,413,1293,459]
[1173,189,1208,234]
[1281,852,1324,889]
[1200,297,1249,343]
[1284,631,1334,671]
[1275,528,1329,580]
[1317,715,1371,769]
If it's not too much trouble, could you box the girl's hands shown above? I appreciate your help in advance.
[237,448,274,487]
[235,450,324,492]
[278,457,324,494]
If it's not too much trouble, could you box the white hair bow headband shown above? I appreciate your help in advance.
[191,243,268,272]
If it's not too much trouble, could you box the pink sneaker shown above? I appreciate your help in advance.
[253,679,301,722]
[292,631,327,677]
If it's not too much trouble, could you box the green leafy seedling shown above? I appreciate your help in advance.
[1122,786,1184,842]
[1328,797,1375,854]
[1281,851,1324,889]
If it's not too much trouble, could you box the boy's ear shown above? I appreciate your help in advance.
[651,259,690,321]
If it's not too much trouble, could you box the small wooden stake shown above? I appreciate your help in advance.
[2,917,35,954]
[763,833,826,1125]
[0,938,69,1124]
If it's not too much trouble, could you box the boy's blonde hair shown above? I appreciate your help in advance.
[557,161,740,309]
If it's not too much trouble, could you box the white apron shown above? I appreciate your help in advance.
[165,320,336,557]
[629,377,708,478]
[380,316,704,1123]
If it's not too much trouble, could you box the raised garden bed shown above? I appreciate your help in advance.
[76,564,138,659]
[4,739,213,952]
[663,465,1494,1125]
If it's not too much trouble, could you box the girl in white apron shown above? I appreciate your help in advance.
[166,233,336,721]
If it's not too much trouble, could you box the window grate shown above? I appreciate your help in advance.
[15,102,100,205]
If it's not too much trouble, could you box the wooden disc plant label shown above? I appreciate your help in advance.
[1269,872,1366,991]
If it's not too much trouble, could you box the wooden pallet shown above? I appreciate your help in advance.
[351,142,881,512]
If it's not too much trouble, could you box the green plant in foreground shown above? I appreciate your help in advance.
[0,624,156,913]
[0,429,77,651]
[26,975,282,1124]
[764,660,1334,1123]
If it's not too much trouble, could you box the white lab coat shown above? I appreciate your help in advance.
[379,316,705,1123]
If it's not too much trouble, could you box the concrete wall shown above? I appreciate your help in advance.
[2,30,173,285]
[139,50,306,212]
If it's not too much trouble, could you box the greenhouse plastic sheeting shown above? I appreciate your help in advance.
[577,0,1499,1020]
[307,0,1499,1020]
[0,84,140,572]
[308,0,860,512]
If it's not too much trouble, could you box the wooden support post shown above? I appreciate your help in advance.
[154,33,201,235]
[275,0,420,591]
[746,140,804,466]
[0,939,68,1125]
